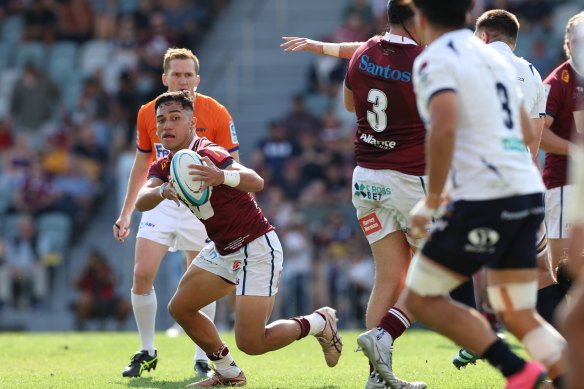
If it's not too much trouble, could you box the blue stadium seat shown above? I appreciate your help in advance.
[79,40,112,77]
[0,69,20,119]
[1,214,22,242]
[48,41,79,84]
[15,42,48,70]
[0,42,14,71]
[36,212,72,258]
[0,15,24,46]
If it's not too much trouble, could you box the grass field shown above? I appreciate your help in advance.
[0,329,526,389]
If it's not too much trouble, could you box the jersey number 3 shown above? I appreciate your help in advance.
[495,82,514,129]
[367,89,388,132]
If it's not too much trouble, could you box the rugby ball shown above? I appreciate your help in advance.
[170,149,212,206]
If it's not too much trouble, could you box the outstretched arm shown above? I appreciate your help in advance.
[281,37,362,59]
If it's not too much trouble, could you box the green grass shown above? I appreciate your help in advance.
[0,330,524,388]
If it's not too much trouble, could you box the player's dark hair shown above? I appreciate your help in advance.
[155,90,194,113]
[475,10,519,46]
[385,0,418,44]
[412,0,474,29]
[387,0,414,25]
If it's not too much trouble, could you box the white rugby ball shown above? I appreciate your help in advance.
[170,149,212,206]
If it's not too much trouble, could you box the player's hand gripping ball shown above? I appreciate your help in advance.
[170,149,212,206]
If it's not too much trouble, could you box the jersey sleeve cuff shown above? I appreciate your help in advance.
[227,146,240,153]
[427,88,457,107]
[220,160,234,170]
[147,175,165,181]
[136,145,152,153]
[545,111,556,118]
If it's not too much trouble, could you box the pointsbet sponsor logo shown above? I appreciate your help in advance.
[354,182,391,200]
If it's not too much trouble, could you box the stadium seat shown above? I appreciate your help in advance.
[36,212,72,259]
[48,41,79,85]
[1,214,22,242]
[15,42,48,70]
[0,69,21,119]
[79,40,112,77]
[0,15,24,46]
[0,42,14,71]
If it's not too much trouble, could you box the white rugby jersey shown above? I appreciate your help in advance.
[413,29,545,201]
[488,41,546,119]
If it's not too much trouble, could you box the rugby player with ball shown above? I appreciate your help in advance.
[135,90,343,387]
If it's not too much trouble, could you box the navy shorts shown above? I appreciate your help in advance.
[421,193,544,277]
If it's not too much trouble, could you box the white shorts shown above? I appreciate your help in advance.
[544,185,574,239]
[137,200,207,252]
[193,230,283,296]
[352,166,427,247]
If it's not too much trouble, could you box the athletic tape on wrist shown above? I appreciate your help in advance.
[223,170,241,187]
[159,183,167,199]
[323,43,340,57]
[409,199,438,219]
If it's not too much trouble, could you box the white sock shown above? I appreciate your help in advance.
[211,345,241,378]
[131,288,157,356]
[194,301,217,362]
[305,312,326,336]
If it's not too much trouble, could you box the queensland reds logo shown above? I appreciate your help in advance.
[232,261,241,270]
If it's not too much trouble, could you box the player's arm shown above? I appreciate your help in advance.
[540,115,576,155]
[113,150,153,242]
[343,82,355,112]
[409,91,458,239]
[425,91,458,203]
[189,157,264,193]
[519,105,534,146]
[135,177,179,212]
[527,117,545,161]
[281,37,362,59]
[229,149,240,163]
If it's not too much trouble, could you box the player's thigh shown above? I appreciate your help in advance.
[234,295,276,345]
[175,208,208,255]
[171,263,234,314]
[133,238,169,291]
[370,230,411,284]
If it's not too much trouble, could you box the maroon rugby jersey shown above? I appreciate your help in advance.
[345,33,425,175]
[148,137,274,255]
[543,61,584,189]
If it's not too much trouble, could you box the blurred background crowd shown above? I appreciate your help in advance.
[0,0,580,331]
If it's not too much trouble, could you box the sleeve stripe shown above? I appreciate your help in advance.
[545,111,556,118]
[221,160,234,170]
[427,88,456,107]
[227,146,240,153]
[147,175,165,181]
[136,145,152,153]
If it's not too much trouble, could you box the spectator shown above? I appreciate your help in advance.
[23,0,57,44]
[57,0,94,43]
[10,62,60,145]
[72,249,130,330]
[342,0,374,26]
[4,215,47,309]
[280,95,321,137]
[253,121,301,187]
[9,157,56,217]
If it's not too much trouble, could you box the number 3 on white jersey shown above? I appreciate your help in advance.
[367,89,388,132]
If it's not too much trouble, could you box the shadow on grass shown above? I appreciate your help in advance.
[126,378,340,389]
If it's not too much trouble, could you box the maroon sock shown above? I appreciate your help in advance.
[378,307,411,343]
[369,361,374,374]
[291,317,310,340]
[207,344,230,361]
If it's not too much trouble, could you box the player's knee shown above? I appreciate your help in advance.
[133,267,155,291]
[167,298,184,323]
[404,289,424,315]
[235,337,265,356]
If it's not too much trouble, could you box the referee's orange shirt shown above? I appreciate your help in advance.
[136,92,239,161]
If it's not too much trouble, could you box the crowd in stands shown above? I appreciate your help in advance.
[0,0,578,330]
